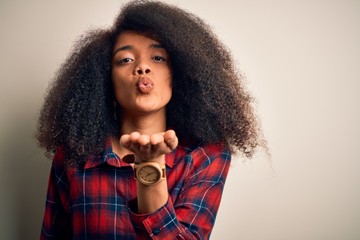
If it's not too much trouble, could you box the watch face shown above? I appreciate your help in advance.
[138,165,161,184]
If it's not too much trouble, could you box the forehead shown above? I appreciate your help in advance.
[114,31,161,48]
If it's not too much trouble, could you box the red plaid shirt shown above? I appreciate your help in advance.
[40,139,231,239]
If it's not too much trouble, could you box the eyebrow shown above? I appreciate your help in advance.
[112,44,165,56]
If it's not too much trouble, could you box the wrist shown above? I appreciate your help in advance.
[134,154,165,165]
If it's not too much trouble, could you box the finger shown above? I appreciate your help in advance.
[153,133,177,154]
[138,134,150,145]
[129,132,141,142]
[152,141,168,154]
[138,135,151,152]
[149,134,167,153]
[150,133,164,145]
[164,130,175,141]
[128,132,141,151]
[164,130,178,150]
[119,134,131,148]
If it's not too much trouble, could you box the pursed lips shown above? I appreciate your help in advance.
[137,77,154,94]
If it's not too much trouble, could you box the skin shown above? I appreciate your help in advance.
[112,31,172,117]
[111,32,178,214]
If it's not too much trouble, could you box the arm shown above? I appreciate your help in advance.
[172,146,231,239]
[121,133,231,239]
[120,130,178,215]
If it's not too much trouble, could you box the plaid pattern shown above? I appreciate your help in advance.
[40,139,231,239]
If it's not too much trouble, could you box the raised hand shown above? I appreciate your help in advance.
[119,130,178,163]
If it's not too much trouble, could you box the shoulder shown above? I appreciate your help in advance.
[51,146,70,172]
[176,141,231,169]
[171,142,231,185]
[52,147,65,165]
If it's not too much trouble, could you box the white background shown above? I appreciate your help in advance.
[0,0,359,239]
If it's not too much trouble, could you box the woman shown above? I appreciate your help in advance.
[37,1,263,239]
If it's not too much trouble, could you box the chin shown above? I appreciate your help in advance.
[141,104,169,114]
[136,99,168,112]
[139,107,163,114]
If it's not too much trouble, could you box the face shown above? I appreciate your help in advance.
[112,32,172,117]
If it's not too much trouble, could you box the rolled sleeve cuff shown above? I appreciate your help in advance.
[128,197,183,239]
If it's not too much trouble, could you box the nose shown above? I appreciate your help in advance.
[135,62,151,75]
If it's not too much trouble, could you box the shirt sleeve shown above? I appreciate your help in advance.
[40,150,72,240]
[128,144,231,239]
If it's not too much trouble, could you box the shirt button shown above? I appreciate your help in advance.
[152,228,161,236]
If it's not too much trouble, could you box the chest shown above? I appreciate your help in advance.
[65,162,191,208]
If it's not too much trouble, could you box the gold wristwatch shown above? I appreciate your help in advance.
[134,161,166,186]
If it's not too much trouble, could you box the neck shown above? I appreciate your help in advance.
[111,109,167,158]
[120,109,167,135]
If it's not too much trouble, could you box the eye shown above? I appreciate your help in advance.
[115,58,133,65]
[152,56,166,62]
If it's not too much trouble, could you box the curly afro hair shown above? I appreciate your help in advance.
[36,0,264,167]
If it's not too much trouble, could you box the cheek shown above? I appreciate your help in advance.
[112,79,127,104]
[112,70,122,85]
[164,69,172,90]
[164,78,173,101]
[112,72,128,92]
